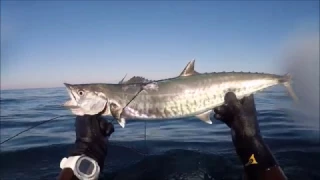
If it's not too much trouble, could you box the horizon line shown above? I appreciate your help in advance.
[0,86,65,91]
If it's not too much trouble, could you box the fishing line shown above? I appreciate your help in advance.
[0,109,147,156]
[144,120,147,155]
[108,117,148,156]
[0,115,72,145]
[108,85,145,124]
[122,81,157,110]
[121,85,149,156]
[108,84,150,156]
[123,88,144,109]
[1,114,149,156]
[109,141,148,156]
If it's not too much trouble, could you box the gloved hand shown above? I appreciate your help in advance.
[213,92,260,138]
[69,114,114,169]
[213,92,279,179]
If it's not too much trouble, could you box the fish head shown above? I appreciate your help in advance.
[63,83,110,116]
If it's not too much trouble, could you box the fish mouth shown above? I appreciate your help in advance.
[63,83,78,108]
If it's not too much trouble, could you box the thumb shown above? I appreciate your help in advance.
[224,92,242,115]
[224,92,240,107]
[240,94,257,115]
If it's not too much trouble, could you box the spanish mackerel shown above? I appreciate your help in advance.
[63,60,298,128]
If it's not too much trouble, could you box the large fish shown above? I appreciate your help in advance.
[63,60,298,128]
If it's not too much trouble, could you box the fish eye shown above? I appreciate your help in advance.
[78,90,84,96]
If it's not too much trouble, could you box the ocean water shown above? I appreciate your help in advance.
[0,87,319,180]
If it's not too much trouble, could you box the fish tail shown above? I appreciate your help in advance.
[279,73,299,103]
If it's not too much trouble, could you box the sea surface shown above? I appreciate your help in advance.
[0,87,319,180]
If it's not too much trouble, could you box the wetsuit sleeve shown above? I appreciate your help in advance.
[213,92,287,180]
[234,135,287,180]
[57,115,114,180]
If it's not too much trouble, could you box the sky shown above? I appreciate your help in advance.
[1,1,319,90]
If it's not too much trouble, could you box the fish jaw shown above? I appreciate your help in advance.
[63,99,77,107]
[63,83,85,115]
[69,107,86,116]
[63,83,78,108]
[63,83,110,116]
[63,100,86,116]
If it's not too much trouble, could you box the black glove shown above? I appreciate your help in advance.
[213,92,260,138]
[69,114,114,169]
[213,92,278,176]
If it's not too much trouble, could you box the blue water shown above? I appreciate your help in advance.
[0,87,319,180]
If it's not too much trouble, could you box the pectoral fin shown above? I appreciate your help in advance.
[117,118,126,128]
[196,110,213,124]
[110,103,126,128]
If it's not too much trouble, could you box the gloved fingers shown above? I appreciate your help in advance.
[224,92,242,111]
[99,120,114,137]
[213,92,240,121]
[213,113,232,128]
[242,94,255,106]
[75,114,94,123]
[241,94,257,115]
[213,113,224,120]
[239,96,246,104]
[213,105,228,116]
[224,92,238,104]
[105,122,114,136]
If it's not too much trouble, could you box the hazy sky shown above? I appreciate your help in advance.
[1,1,319,90]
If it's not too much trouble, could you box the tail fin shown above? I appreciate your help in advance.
[279,73,299,103]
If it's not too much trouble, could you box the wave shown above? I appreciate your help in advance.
[0,141,319,180]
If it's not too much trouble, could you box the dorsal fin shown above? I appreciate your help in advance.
[123,76,151,84]
[179,59,199,77]
[118,74,128,84]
